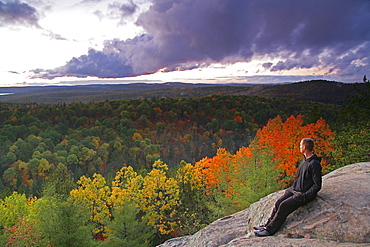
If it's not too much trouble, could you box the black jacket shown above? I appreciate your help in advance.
[291,154,322,200]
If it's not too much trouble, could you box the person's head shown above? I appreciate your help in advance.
[300,138,315,153]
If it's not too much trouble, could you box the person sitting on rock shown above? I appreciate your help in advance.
[254,138,322,237]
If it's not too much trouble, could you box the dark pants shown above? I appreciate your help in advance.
[264,188,311,235]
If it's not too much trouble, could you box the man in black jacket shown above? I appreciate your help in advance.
[254,138,322,237]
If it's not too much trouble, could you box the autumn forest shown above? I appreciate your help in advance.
[0,80,369,246]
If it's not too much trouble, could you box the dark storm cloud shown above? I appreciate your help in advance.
[32,49,134,78]
[34,0,370,81]
[262,62,273,69]
[0,0,40,27]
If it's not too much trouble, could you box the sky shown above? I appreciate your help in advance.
[0,0,369,87]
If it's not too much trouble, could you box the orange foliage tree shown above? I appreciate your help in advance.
[195,148,233,195]
[195,145,281,213]
[194,148,239,216]
[252,115,335,184]
[193,114,335,215]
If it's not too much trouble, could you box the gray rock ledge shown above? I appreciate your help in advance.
[158,162,370,247]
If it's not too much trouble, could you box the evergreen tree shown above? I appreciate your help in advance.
[102,200,155,247]
[42,163,75,198]
[36,195,94,246]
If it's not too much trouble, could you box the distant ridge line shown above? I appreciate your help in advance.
[0,80,364,105]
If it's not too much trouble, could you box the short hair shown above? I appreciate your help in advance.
[302,138,315,151]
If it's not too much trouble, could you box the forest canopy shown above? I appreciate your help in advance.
[0,79,369,246]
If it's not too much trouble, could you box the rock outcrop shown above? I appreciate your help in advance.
[158,162,370,247]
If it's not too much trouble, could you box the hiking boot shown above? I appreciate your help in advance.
[253,226,266,231]
[254,229,271,237]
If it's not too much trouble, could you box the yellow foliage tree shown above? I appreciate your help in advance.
[110,166,143,210]
[137,160,180,235]
[37,158,51,180]
[176,161,202,192]
[70,174,111,237]
[175,161,208,234]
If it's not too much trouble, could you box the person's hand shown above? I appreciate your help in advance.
[293,192,304,202]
